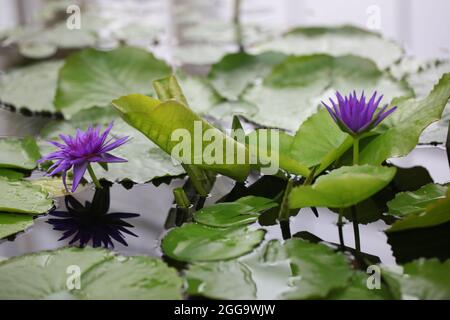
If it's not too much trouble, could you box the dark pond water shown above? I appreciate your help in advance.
[0,101,449,269]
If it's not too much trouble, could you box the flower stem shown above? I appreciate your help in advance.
[351,137,361,252]
[87,164,102,189]
[353,136,359,165]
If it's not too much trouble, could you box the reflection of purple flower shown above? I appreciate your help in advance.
[322,91,397,136]
[48,187,139,248]
[39,122,129,192]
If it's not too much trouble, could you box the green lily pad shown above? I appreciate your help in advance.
[0,177,53,214]
[387,184,448,217]
[193,196,278,228]
[289,165,396,209]
[186,260,257,300]
[406,60,450,144]
[176,72,221,114]
[54,47,171,117]
[387,188,450,233]
[0,247,183,299]
[186,239,352,300]
[0,169,25,181]
[161,223,265,262]
[39,107,184,184]
[384,259,450,300]
[0,60,63,113]
[0,213,34,239]
[208,51,286,100]
[326,271,393,300]
[0,137,41,170]
[251,25,403,69]
[241,55,410,131]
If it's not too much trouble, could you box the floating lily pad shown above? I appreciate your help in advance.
[250,25,403,69]
[30,177,89,198]
[289,165,396,209]
[176,72,221,114]
[0,137,40,170]
[39,107,184,184]
[0,213,34,239]
[384,259,450,300]
[186,239,353,300]
[387,184,448,217]
[326,271,393,300]
[0,247,183,299]
[161,223,265,262]
[0,169,24,181]
[406,60,450,144]
[387,188,450,233]
[193,196,278,228]
[241,55,410,131]
[54,47,171,117]
[186,260,257,300]
[0,61,63,113]
[0,177,53,214]
[208,52,286,100]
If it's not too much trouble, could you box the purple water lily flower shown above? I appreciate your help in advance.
[322,91,397,136]
[39,122,129,192]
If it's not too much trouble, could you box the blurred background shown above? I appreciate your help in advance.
[1,0,450,68]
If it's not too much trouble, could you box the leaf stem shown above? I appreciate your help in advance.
[87,164,102,189]
[337,208,345,248]
[351,206,361,253]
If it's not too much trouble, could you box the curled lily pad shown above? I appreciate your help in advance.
[0,177,53,214]
[387,187,450,233]
[0,137,40,170]
[289,165,396,209]
[193,196,278,228]
[387,184,448,217]
[161,223,265,262]
[0,213,34,239]
[0,247,183,299]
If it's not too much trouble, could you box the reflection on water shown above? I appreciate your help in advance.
[47,183,139,248]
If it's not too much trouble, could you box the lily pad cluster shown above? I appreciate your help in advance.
[0,21,450,300]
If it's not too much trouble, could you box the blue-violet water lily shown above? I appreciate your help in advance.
[39,122,129,192]
[322,91,397,136]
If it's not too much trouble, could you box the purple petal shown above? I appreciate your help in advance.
[91,153,128,163]
[71,161,88,192]
[100,136,130,153]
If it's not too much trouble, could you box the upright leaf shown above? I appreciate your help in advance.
[289,165,396,209]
